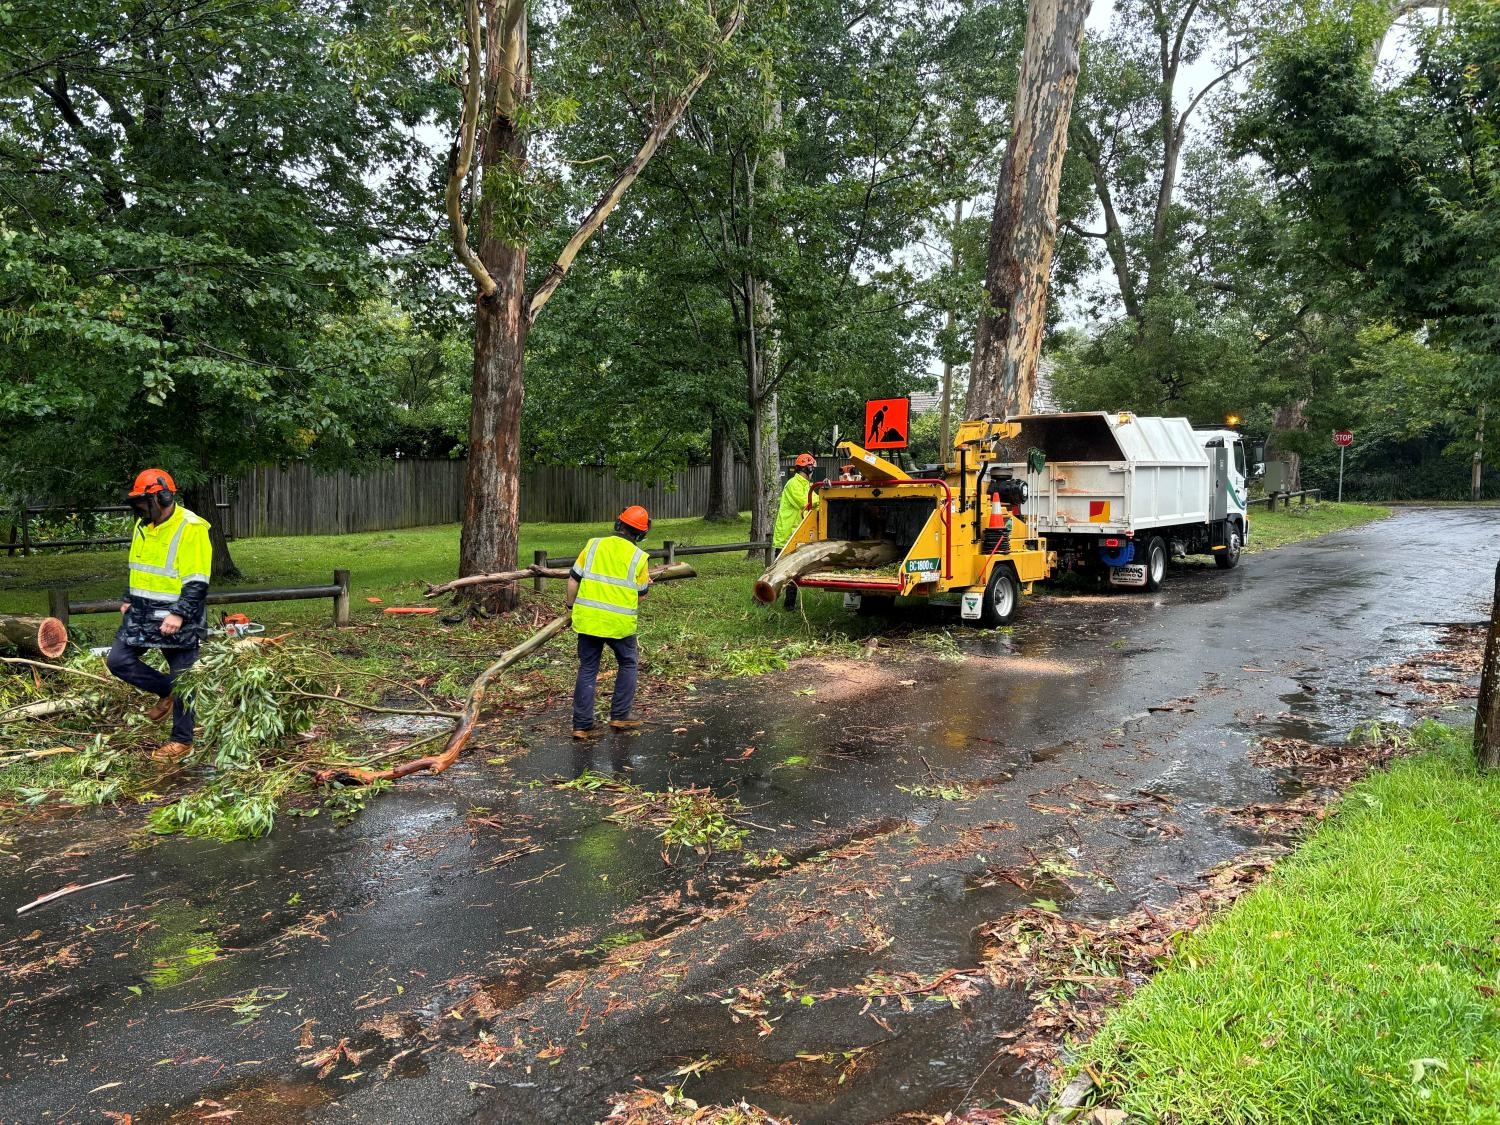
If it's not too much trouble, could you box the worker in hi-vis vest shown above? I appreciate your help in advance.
[565,505,653,738]
[772,453,820,609]
[106,468,213,763]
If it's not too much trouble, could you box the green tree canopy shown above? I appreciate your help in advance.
[0,0,445,517]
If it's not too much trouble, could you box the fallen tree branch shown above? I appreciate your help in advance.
[17,873,134,915]
[426,565,572,598]
[319,565,698,786]
[275,691,461,720]
[0,744,84,765]
[0,696,94,724]
[1,657,116,686]
[426,561,691,599]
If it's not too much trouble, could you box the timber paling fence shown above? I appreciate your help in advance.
[12,454,838,547]
[223,459,758,538]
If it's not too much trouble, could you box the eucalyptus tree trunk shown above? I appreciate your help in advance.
[705,414,739,521]
[966,0,1091,419]
[1268,399,1307,492]
[939,200,962,457]
[458,0,529,610]
[1473,403,1485,503]
[747,381,780,548]
[447,0,744,604]
[745,93,785,550]
[182,478,239,581]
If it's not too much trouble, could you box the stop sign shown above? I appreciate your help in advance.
[1333,429,1353,447]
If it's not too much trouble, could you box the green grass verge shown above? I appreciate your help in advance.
[1077,722,1500,1123]
[0,514,893,683]
[1247,501,1390,552]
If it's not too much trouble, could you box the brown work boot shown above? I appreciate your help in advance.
[572,727,600,740]
[151,741,192,763]
[144,694,174,722]
[608,717,641,731]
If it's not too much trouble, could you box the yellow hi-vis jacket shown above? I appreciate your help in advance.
[570,535,651,639]
[123,505,213,647]
[773,472,818,549]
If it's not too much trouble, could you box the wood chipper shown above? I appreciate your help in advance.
[753,419,1054,626]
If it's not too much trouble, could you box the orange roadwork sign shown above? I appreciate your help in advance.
[863,397,911,450]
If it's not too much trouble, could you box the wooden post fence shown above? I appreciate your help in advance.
[46,570,352,629]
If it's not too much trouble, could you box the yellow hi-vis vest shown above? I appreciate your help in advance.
[571,535,650,639]
[773,472,818,549]
[128,505,213,603]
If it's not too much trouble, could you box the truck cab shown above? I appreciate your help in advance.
[1193,427,1254,561]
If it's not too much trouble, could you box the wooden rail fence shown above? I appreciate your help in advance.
[47,570,352,628]
[1249,488,1323,510]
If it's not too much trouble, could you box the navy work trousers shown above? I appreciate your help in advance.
[571,633,638,731]
[106,636,199,744]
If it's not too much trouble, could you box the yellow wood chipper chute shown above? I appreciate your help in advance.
[760,419,1055,626]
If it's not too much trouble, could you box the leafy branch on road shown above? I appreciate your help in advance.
[553,771,752,861]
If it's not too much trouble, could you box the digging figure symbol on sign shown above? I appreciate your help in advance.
[863,397,910,450]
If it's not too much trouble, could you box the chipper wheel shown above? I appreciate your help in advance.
[979,564,1020,627]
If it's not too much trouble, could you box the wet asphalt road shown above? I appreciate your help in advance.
[1,507,1493,1124]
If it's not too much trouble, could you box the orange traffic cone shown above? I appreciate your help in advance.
[987,491,1005,529]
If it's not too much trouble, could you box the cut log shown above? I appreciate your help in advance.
[318,564,698,786]
[753,540,902,604]
[0,616,68,660]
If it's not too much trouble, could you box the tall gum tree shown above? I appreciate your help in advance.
[967,0,1092,417]
[445,0,745,603]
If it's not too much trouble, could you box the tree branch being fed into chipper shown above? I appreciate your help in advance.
[753,540,901,604]
[318,564,697,786]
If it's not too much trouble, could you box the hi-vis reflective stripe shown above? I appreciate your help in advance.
[580,543,648,591]
[163,517,192,572]
[129,587,178,602]
[573,596,638,616]
[129,512,204,582]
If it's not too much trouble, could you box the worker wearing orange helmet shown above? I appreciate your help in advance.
[565,505,653,738]
[105,469,213,763]
[773,453,821,608]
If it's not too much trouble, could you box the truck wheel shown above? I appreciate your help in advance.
[1215,524,1243,570]
[1144,536,1168,592]
[980,565,1020,627]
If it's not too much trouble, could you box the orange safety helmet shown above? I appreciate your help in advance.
[618,505,651,533]
[794,453,816,469]
[128,468,177,497]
